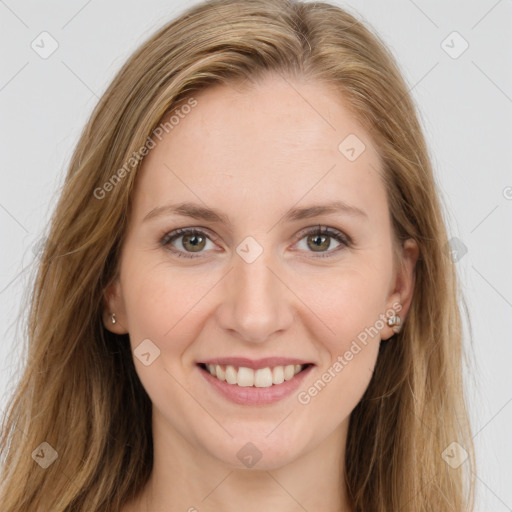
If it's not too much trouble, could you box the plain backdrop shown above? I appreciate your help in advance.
[1,1,511,510]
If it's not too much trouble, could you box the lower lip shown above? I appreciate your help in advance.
[198,364,314,405]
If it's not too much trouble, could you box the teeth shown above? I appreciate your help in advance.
[215,364,225,381]
[204,363,305,387]
[284,364,295,380]
[254,368,273,387]
[238,367,254,387]
[225,365,237,384]
[272,366,284,384]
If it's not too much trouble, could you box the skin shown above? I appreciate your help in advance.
[104,73,419,512]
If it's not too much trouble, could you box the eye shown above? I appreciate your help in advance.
[160,225,351,259]
[292,225,350,258]
[160,228,217,259]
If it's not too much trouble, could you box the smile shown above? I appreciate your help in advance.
[200,363,308,387]
[197,359,314,405]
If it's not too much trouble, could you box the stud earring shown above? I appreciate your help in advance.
[111,313,117,325]
[387,314,402,333]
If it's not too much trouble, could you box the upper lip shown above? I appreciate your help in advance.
[199,357,313,370]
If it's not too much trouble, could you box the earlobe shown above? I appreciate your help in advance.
[101,279,129,334]
[382,237,420,340]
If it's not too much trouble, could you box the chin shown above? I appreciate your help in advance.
[202,428,310,471]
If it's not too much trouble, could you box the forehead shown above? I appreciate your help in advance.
[133,75,386,222]
[167,75,375,162]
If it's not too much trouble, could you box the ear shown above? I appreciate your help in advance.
[381,237,419,340]
[102,277,129,335]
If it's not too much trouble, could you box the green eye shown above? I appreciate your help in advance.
[160,225,350,259]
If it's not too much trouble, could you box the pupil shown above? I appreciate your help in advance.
[310,234,329,251]
[184,234,204,251]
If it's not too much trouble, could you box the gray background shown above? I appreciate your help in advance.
[1,1,511,510]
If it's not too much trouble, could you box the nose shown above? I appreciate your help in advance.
[215,249,295,344]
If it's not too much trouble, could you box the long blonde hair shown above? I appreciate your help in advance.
[0,1,476,510]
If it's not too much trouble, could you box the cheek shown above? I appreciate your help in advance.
[120,259,220,356]
[294,269,384,417]
[292,261,389,346]
[293,262,387,408]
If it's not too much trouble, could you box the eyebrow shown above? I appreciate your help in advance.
[143,200,368,225]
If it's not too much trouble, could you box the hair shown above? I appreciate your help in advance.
[0,0,476,510]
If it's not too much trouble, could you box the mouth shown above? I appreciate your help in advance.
[196,356,315,405]
[197,362,313,388]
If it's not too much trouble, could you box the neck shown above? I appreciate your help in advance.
[126,410,354,512]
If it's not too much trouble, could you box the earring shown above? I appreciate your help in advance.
[387,314,402,333]
[111,313,117,325]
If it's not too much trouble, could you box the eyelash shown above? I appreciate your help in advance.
[159,225,352,260]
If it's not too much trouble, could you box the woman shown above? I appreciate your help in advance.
[0,0,476,510]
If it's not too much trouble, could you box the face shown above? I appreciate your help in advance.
[104,74,418,470]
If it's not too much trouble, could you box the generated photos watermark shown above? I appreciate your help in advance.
[93,97,198,200]
[297,301,402,405]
